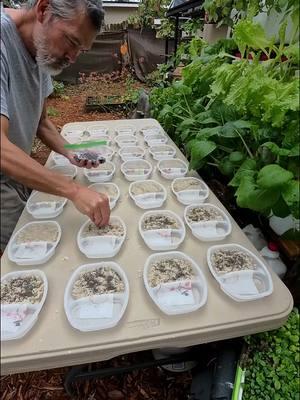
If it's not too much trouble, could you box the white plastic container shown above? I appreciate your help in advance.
[144,251,208,315]
[121,159,153,182]
[260,243,287,279]
[26,191,67,219]
[184,204,232,242]
[51,152,70,166]
[139,210,186,251]
[145,133,168,147]
[1,269,48,341]
[149,145,176,161]
[88,183,120,210]
[207,244,273,301]
[115,134,138,148]
[49,164,77,180]
[8,221,61,266]
[62,127,109,143]
[88,125,109,136]
[84,161,115,183]
[118,146,145,162]
[64,262,129,332]
[62,128,89,143]
[77,217,126,258]
[115,125,136,136]
[158,159,188,180]
[172,177,209,205]
[140,126,162,137]
[129,180,167,209]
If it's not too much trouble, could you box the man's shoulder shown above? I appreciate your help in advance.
[1,12,13,38]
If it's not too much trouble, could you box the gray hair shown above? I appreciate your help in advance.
[27,0,104,31]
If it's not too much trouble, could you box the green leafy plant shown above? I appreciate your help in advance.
[47,106,60,117]
[51,80,65,98]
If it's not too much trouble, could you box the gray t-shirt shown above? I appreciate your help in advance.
[0,10,53,159]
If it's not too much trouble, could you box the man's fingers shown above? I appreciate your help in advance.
[93,208,103,226]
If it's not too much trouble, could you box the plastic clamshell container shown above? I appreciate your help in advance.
[64,262,129,332]
[145,134,168,147]
[49,164,77,180]
[184,203,232,242]
[139,210,186,251]
[129,180,167,209]
[77,217,126,259]
[115,135,138,148]
[26,191,67,219]
[121,160,153,182]
[171,177,209,205]
[1,269,48,341]
[115,125,136,136]
[8,221,61,266]
[84,161,115,183]
[88,183,120,210]
[143,251,208,315]
[157,159,188,180]
[140,126,162,137]
[51,152,70,166]
[149,145,176,161]
[207,244,274,302]
[118,146,145,162]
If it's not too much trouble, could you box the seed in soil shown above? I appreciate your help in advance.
[82,222,124,237]
[15,223,59,244]
[142,215,179,230]
[72,267,125,299]
[131,182,162,196]
[212,249,256,274]
[173,178,202,192]
[148,258,194,287]
[186,207,223,223]
[1,275,44,304]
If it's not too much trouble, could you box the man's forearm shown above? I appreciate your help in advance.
[37,115,69,156]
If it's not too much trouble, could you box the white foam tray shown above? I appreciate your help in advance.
[207,244,273,302]
[77,217,126,258]
[1,269,48,341]
[184,203,232,242]
[129,180,167,209]
[149,145,176,161]
[88,183,120,210]
[139,210,186,251]
[144,251,208,315]
[157,159,188,180]
[26,191,67,219]
[172,177,209,205]
[118,146,145,162]
[64,262,129,332]
[121,159,152,182]
[84,161,115,183]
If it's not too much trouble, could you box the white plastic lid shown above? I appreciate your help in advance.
[26,191,67,219]
[207,243,273,301]
[144,251,208,315]
[84,161,115,183]
[121,159,153,181]
[1,269,48,341]
[118,146,145,162]
[139,210,186,251]
[51,152,71,166]
[88,183,120,210]
[149,145,176,161]
[115,125,136,136]
[157,159,188,180]
[49,164,78,180]
[77,217,126,258]
[115,134,138,147]
[140,126,161,137]
[184,203,232,242]
[129,180,167,209]
[172,177,209,205]
[64,262,129,332]
[145,134,168,147]
[8,221,61,266]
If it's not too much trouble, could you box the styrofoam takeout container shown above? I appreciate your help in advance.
[51,152,71,166]
[115,135,138,148]
[64,262,129,332]
[8,221,61,266]
[144,251,208,315]
[49,164,77,179]
[77,217,126,258]
[149,145,176,161]
[139,210,186,251]
[129,180,167,209]
[88,183,120,210]
[121,160,152,182]
[118,146,145,162]
[171,177,209,205]
[145,133,168,147]
[157,159,188,180]
[26,191,67,219]
[1,269,48,341]
[207,244,273,301]
[84,161,115,183]
[184,203,232,242]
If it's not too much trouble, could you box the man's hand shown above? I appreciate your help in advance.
[70,186,110,226]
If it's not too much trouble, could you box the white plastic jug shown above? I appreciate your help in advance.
[260,243,287,279]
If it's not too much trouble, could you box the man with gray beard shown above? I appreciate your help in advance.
[0,0,110,252]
